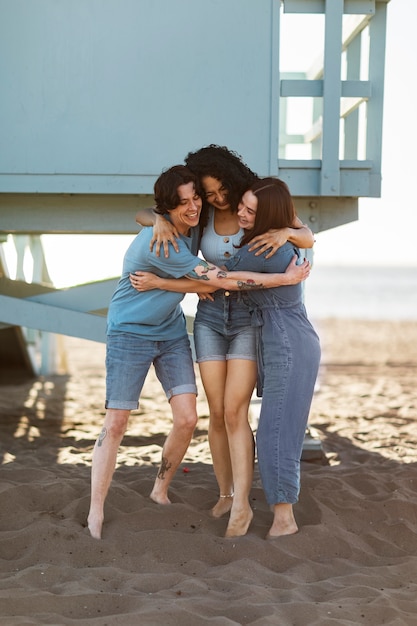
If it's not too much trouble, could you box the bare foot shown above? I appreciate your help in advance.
[87,514,103,540]
[210,495,233,518]
[266,503,298,539]
[150,490,172,505]
[266,522,298,539]
[225,505,253,538]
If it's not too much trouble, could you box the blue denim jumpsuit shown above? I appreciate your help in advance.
[228,242,321,505]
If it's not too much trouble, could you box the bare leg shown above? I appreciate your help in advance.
[223,359,257,538]
[150,393,197,504]
[199,361,234,518]
[87,409,130,539]
[267,503,298,539]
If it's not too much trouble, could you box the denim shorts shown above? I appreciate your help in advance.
[193,290,256,362]
[193,322,257,363]
[105,332,197,410]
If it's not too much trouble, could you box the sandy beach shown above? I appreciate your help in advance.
[1,318,416,625]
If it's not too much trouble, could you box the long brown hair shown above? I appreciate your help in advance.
[238,177,296,247]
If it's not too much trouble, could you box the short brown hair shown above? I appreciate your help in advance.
[154,165,202,215]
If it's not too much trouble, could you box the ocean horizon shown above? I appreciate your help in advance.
[304,265,417,321]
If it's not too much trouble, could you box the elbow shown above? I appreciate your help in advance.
[301,228,315,249]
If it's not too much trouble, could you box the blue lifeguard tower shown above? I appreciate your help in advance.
[0,0,390,375]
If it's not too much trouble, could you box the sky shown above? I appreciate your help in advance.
[5,0,416,287]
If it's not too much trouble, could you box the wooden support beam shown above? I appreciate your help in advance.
[0,294,107,343]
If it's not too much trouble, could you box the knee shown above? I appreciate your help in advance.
[209,409,226,432]
[105,411,129,440]
[176,411,198,433]
[224,408,241,432]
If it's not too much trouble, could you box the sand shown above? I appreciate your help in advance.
[0,318,416,625]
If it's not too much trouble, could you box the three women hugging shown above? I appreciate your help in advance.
[131,145,321,540]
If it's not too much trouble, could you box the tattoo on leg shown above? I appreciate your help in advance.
[158,456,172,479]
[97,427,107,447]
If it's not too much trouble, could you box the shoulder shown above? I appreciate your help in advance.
[265,242,300,269]
[133,227,153,245]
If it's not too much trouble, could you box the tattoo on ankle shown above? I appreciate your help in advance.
[98,427,107,447]
[158,456,172,479]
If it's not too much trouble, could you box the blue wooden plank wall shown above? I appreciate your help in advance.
[0,0,280,194]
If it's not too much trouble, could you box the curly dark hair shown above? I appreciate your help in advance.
[184,145,258,214]
[153,165,203,215]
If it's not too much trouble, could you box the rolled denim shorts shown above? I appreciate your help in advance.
[105,332,197,410]
[193,290,257,363]
[193,322,257,363]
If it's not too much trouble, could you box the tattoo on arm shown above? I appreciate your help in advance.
[186,259,217,281]
[186,261,264,289]
[237,279,262,290]
[97,427,107,447]
[157,456,172,479]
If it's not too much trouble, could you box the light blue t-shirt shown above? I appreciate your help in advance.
[107,226,200,340]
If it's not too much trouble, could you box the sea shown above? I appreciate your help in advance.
[304,265,417,321]
[182,265,417,322]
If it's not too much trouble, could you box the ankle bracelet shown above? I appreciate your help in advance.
[219,493,234,499]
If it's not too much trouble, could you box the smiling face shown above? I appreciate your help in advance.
[201,176,231,211]
[237,190,258,231]
[168,182,202,235]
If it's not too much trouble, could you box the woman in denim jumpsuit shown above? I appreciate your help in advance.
[230,177,321,538]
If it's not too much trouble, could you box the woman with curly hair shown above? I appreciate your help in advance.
[133,145,314,537]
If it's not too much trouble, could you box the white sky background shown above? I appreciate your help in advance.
[6,0,416,287]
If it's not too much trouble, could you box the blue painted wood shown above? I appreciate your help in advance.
[0,275,114,342]
[366,2,388,195]
[284,0,376,14]
[27,280,119,312]
[0,0,278,192]
[320,0,344,195]
[0,0,389,198]
[280,80,371,98]
[345,31,362,159]
[0,194,147,234]
[0,294,107,343]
